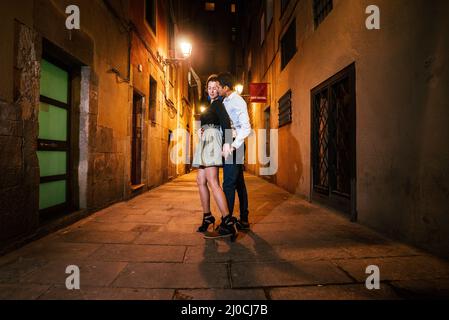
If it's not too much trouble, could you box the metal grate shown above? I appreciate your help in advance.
[311,63,356,215]
[313,0,333,28]
[330,79,351,196]
[313,89,330,192]
[278,90,292,127]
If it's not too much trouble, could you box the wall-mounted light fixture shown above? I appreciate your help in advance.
[235,84,244,95]
[164,40,192,65]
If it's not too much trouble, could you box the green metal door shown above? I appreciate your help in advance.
[38,59,70,214]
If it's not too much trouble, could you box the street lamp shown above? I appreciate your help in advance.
[164,40,192,64]
[180,41,192,59]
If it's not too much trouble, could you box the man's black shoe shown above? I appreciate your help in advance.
[236,219,250,231]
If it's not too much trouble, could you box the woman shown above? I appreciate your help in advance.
[192,75,234,235]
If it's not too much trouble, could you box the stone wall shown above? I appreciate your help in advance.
[0,0,195,251]
[0,21,40,244]
[244,0,449,257]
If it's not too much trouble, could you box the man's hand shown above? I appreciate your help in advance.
[222,143,233,159]
[197,128,204,138]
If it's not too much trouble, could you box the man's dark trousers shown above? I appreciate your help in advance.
[223,144,249,221]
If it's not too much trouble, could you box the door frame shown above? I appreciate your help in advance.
[310,63,357,221]
[38,53,74,219]
[131,90,146,188]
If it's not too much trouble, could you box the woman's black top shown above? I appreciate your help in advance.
[200,99,232,132]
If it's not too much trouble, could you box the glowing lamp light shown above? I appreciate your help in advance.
[180,41,193,58]
[235,84,244,95]
[200,106,206,113]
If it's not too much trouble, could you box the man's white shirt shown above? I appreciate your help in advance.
[223,91,252,150]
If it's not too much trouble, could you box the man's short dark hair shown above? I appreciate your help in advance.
[217,72,235,90]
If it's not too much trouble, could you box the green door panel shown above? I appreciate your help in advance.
[38,102,68,141]
[37,151,67,177]
[40,59,69,103]
[39,180,67,210]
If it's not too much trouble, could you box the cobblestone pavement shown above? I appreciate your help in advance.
[1,172,449,300]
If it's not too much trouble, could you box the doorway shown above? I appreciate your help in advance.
[263,107,273,182]
[38,58,72,218]
[311,63,357,220]
[131,92,144,187]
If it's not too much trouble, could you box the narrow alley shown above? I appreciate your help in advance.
[1,0,449,304]
[1,172,448,300]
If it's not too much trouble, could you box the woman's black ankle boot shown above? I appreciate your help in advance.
[197,213,216,232]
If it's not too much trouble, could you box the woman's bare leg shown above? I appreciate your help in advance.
[205,167,230,217]
[197,168,210,213]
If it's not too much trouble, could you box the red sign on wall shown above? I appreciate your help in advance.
[249,83,268,103]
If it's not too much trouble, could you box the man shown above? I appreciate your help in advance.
[217,72,252,233]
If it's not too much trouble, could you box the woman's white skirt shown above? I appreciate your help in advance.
[192,125,223,168]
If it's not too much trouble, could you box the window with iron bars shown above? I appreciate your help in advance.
[313,0,333,28]
[278,90,292,127]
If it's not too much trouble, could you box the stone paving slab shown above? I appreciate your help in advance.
[135,232,205,246]
[122,214,172,224]
[341,243,423,259]
[335,256,449,282]
[96,207,150,217]
[92,214,130,223]
[389,279,449,299]
[184,242,275,264]
[87,244,186,263]
[0,258,50,284]
[231,260,354,288]
[168,216,209,225]
[184,239,353,264]
[38,285,174,300]
[58,230,140,244]
[0,242,101,265]
[174,289,267,300]
[160,223,203,234]
[0,284,51,300]
[235,231,338,247]
[1,172,449,300]
[112,263,230,289]
[271,245,353,261]
[269,284,401,300]
[75,221,162,233]
[21,260,128,287]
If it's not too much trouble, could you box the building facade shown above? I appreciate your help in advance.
[238,0,449,257]
[0,0,196,251]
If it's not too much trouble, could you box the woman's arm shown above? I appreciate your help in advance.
[213,100,232,132]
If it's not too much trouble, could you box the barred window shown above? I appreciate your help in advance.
[313,0,333,28]
[278,90,292,127]
[149,76,157,122]
[281,19,296,70]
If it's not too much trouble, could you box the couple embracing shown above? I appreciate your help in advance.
[192,72,251,241]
